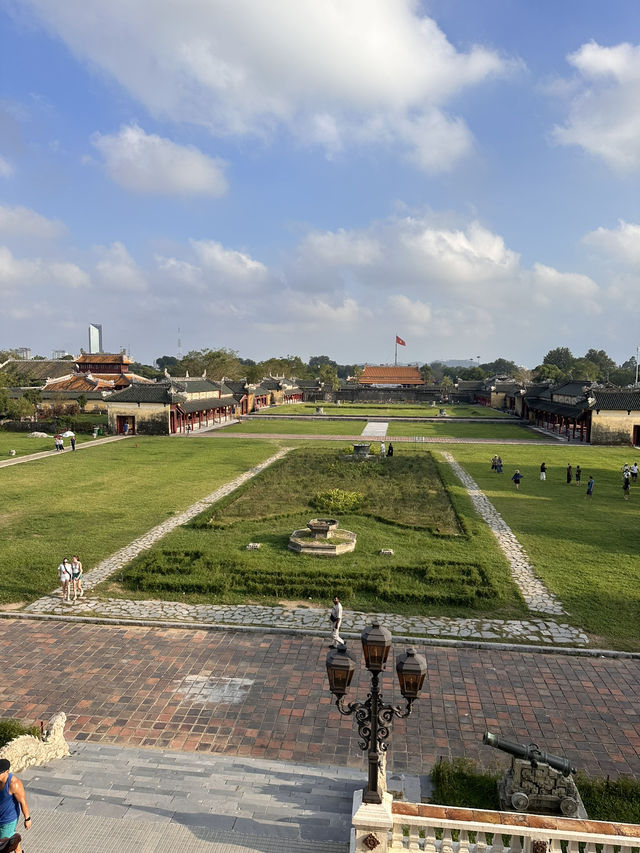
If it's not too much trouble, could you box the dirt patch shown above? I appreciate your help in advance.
[279,599,323,611]
[0,601,26,611]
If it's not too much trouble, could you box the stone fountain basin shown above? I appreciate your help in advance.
[307,518,338,537]
[289,527,356,556]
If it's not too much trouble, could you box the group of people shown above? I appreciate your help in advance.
[541,462,594,496]
[53,434,76,451]
[490,455,504,473]
[56,556,84,602]
[379,442,394,456]
[622,462,638,500]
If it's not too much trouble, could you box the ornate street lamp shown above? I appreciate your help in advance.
[326,623,427,805]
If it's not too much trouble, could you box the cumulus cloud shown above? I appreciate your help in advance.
[583,219,640,265]
[0,155,14,178]
[20,0,511,172]
[553,41,640,171]
[94,241,147,291]
[0,204,66,239]
[0,246,89,292]
[91,124,228,196]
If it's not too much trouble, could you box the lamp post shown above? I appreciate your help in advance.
[325,623,427,805]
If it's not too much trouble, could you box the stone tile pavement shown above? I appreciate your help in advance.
[1,620,639,778]
[20,741,361,851]
[0,434,128,469]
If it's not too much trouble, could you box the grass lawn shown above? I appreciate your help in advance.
[444,444,640,650]
[259,403,510,418]
[221,419,368,435]
[103,447,526,619]
[0,430,94,458]
[0,436,280,603]
[387,421,544,440]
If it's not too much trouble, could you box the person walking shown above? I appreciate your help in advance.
[631,462,638,483]
[71,555,84,600]
[0,758,31,853]
[566,463,572,484]
[623,473,631,500]
[575,465,581,486]
[70,435,76,451]
[386,443,394,457]
[585,476,594,498]
[380,441,385,457]
[329,595,344,648]
[57,558,72,601]
[491,455,498,472]
[496,456,503,473]
[511,469,523,490]
[540,462,546,481]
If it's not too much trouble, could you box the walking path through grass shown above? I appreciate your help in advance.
[360,421,389,437]
[0,433,128,467]
[442,452,565,615]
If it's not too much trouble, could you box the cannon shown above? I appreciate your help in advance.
[483,731,584,817]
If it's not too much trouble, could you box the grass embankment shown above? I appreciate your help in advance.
[387,422,543,440]
[221,419,364,435]
[107,447,525,617]
[0,437,280,603]
[431,758,640,823]
[0,431,93,458]
[445,444,640,650]
[259,403,510,418]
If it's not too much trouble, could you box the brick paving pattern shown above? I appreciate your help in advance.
[2,619,639,778]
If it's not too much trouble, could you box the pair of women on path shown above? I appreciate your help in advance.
[56,556,83,602]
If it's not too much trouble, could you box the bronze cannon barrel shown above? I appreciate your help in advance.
[483,731,576,777]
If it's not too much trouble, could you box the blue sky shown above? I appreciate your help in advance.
[2,0,640,368]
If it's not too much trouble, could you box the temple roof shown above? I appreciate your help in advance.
[359,365,424,385]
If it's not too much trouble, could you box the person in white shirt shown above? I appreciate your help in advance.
[57,558,71,601]
[329,596,344,647]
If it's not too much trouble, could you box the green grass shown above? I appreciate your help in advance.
[387,422,543,440]
[430,758,640,822]
[259,403,510,418]
[104,447,525,617]
[221,419,365,435]
[0,436,280,603]
[0,718,41,747]
[0,430,93,458]
[442,444,640,649]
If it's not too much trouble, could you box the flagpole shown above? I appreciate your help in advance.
[395,336,397,366]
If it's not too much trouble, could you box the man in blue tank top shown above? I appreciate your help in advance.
[0,759,30,851]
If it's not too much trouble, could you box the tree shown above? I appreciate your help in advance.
[23,388,41,420]
[543,347,574,371]
[584,349,616,380]
[308,355,337,373]
[569,358,600,382]
[77,394,88,412]
[155,355,179,372]
[480,358,518,377]
[130,361,162,380]
[532,363,564,383]
[419,363,434,383]
[454,366,485,381]
[318,364,339,390]
[7,396,33,420]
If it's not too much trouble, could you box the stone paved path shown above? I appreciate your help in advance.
[1,620,638,777]
[0,433,129,468]
[360,421,389,437]
[443,452,565,615]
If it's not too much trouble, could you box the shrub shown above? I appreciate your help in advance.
[0,718,40,748]
[311,488,366,514]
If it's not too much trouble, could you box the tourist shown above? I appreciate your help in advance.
[586,476,594,498]
[566,463,572,484]
[70,435,76,451]
[122,422,129,436]
[380,441,385,456]
[511,469,523,490]
[71,555,84,600]
[329,595,344,648]
[496,456,503,473]
[0,758,31,853]
[386,443,394,457]
[57,558,72,601]
[539,462,546,481]
[623,471,631,500]
[491,455,498,472]
[575,465,581,486]
[632,462,639,483]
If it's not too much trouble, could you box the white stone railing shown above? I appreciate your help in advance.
[350,795,640,853]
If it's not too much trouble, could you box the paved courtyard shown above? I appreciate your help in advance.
[2,619,639,778]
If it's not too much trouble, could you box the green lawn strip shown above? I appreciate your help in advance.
[387,422,545,440]
[258,403,510,418]
[443,443,640,650]
[0,437,280,604]
[430,758,640,822]
[103,447,525,618]
[222,419,366,435]
[0,431,94,458]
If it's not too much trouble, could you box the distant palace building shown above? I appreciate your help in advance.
[358,365,424,387]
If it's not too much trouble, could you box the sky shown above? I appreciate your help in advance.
[2,0,640,368]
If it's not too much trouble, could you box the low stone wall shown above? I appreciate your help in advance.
[0,712,69,772]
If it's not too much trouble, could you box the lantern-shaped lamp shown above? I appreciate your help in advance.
[361,622,392,673]
[396,648,427,699]
[326,645,356,697]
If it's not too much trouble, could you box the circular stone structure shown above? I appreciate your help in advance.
[351,443,371,460]
[289,518,356,556]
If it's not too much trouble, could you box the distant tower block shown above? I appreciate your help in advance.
[88,324,103,354]
[16,347,31,360]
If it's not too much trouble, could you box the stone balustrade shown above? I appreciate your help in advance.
[350,795,640,853]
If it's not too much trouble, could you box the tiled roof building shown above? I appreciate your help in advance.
[359,365,424,386]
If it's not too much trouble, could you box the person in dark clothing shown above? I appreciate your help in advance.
[511,469,523,490]
[566,464,572,484]
[386,443,394,457]
[575,465,581,485]
[540,462,546,481]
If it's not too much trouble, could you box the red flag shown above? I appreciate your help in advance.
[395,335,406,346]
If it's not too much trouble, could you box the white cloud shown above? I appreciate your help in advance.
[91,124,228,196]
[584,219,640,265]
[0,246,89,291]
[298,229,381,266]
[0,204,66,239]
[21,0,511,172]
[553,41,640,171]
[0,155,14,178]
[94,241,147,291]
[191,239,267,283]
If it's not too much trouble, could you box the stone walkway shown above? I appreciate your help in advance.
[442,452,565,615]
[0,433,128,469]
[22,446,589,647]
[360,421,389,437]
